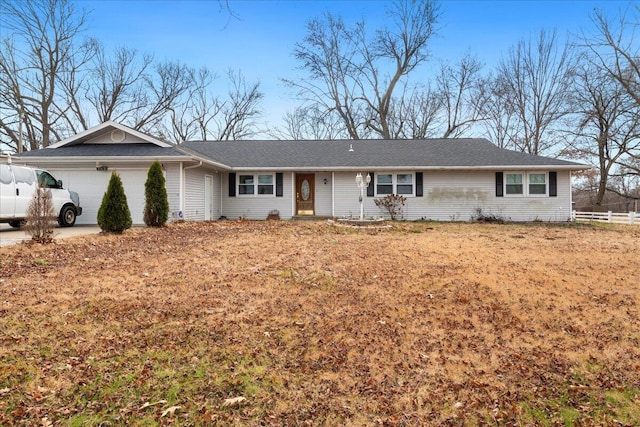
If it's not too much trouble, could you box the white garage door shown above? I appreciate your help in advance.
[52,169,148,225]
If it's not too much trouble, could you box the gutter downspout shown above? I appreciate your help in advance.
[181,161,203,219]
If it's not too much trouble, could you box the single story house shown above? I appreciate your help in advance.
[14,120,588,224]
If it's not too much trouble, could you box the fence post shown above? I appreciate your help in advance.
[608,211,613,223]
[630,211,635,225]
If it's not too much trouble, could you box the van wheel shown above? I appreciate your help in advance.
[59,205,76,227]
[9,220,25,229]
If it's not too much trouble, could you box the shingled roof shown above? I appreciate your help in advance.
[180,138,586,171]
[15,126,587,171]
[17,143,187,159]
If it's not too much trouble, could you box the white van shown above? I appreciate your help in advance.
[0,162,82,228]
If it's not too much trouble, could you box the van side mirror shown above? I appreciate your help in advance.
[57,180,63,188]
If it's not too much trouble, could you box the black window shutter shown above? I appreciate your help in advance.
[276,173,283,197]
[549,171,557,197]
[495,172,503,197]
[229,172,236,197]
[366,172,375,197]
[415,172,423,197]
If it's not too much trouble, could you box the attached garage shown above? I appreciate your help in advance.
[47,168,149,225]
[13,121,229,225]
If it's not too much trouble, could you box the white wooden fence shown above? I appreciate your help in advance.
[572,210,639,225]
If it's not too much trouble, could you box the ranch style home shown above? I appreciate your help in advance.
[14,121,588,225]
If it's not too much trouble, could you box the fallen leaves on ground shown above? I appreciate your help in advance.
[1,220,639,425]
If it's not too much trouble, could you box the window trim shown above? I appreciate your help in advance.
[527,172,548,197]
[236,173,276,197]
[374,172,416,197]
[503,171,549,197]
[504,172,524,196]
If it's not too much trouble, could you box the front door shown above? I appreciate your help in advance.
[296,174,314,215]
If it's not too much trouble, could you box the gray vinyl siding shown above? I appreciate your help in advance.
[333,170,573,222]
[183,167,210,221]
[332,172,379,219]
[164,163,182,221]
[221,172,294,219]
[210,173,222,220]
[314,172,333,216]
[416,170,571,222]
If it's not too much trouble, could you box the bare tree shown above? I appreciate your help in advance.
[270,105,347,140]
[216,70,263,140]
[572,5,640,206]
[565,62,640,206]
[0,0,94,151]
[436,53,487,138]
[587,5,640,106]
[286,0,441,140]
[165,69,263,142]
[83,45,153,127]
[390,84,442,139]
[496,29,574,154]
[129,60,195,135]
[480,74,522,149]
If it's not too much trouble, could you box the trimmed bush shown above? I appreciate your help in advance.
[143,161,169,227]
[97,171,132,233]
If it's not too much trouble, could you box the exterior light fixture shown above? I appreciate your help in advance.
[355,172,371,220]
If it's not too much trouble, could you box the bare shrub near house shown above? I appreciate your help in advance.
[374,194,407,220]
[25,188,57,243]
[470,207,505,223]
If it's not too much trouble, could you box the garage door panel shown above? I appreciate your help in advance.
[53,170,147,225]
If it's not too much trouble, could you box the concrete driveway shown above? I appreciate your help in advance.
[0,224,102,247]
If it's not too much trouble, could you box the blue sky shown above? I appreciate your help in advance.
[81,0,630,128]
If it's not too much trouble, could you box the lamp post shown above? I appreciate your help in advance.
[355,172,371,220]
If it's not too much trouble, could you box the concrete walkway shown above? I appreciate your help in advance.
[0,224,102,247]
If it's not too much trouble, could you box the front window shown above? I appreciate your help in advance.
[528,173,546,195]
[238,175,254,195]
[505,173,523,195]
[375,173,414,196]
[397,174,413,195]
[376,174,393,195]
[238,173,275,196]
[257,174,274,195]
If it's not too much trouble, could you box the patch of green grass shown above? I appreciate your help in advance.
[33,258,47,266]
[559,407,580,426]
[605,389,640,424]
[519,403,552,426]
[518,384,640,427]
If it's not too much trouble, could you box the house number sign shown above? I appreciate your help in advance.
[301,179,310,201]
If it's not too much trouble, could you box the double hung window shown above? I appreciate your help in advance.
[238,174,275,196]
[528,173,546,195]
[505,173,524,195]
[503,172,548,196]
[375,173,414,196]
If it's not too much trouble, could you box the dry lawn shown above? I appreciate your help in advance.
[1,220,639,426]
